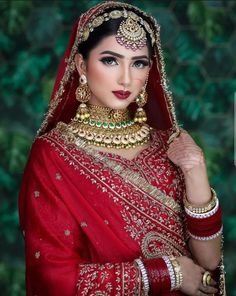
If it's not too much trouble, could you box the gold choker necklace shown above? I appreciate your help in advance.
[68,104,151,149]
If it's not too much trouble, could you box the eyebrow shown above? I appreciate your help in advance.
[100,50,149,60]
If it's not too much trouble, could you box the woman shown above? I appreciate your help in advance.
[19,1,225,295]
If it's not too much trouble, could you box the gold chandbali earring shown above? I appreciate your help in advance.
[134,86,148,123]
[75,74,91,120]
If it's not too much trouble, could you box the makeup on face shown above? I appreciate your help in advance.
[85,35,150,109]
[112,90,131,100]
[99,50,150,69]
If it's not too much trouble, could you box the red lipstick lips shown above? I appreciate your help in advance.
[112,90,131,100]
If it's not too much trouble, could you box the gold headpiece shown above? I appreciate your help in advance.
[79,9,155,51]
[116,12,147,50]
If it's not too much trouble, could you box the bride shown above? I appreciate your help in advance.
[19,2,225,295]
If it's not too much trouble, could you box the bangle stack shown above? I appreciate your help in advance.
[162,256,175,290]
[163,256,183,290]
[184,188,223,240]
[136,256,184,294]
[183,188,217,214]
[135,259,150,296]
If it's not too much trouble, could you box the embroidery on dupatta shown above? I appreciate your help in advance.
[55,122,181,213]
[76,262,140,296]
[40,125,188,258]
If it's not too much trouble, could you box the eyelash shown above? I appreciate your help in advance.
[99,56,149,68]
[100,56,118,66]
[134,60,149,68]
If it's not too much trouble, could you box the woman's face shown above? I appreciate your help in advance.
[76,35,151,110]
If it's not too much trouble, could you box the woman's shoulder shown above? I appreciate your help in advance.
[27,123,69,161]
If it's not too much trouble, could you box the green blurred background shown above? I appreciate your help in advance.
[0,0,235,294]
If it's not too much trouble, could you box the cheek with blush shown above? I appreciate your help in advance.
[87,62,116,97]
[134,78,146,93]
[87,61,111,85]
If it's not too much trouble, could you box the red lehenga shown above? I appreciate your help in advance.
[18,1,224,295]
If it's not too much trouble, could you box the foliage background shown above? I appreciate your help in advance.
[0,0,235,294]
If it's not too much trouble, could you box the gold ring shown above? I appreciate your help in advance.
[202,271,212,286]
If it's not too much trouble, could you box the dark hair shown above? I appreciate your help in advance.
[78,16,154,60]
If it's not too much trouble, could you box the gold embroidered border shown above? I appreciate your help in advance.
[48,122,182,214]
[73,138,181,214]
[76,262,140,296]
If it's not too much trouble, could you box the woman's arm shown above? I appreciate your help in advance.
[167,129,222,270]
[183,164,221,270]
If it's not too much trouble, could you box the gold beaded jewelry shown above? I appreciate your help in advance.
[75,74,91,120]
[134,87,148,123]
[69,104,151,149]
[183,188,217,214]
[169,257,183,290]
[79,9,155,51]
[116,14,147,50]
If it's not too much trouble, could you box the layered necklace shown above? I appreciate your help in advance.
[68,104,151,149]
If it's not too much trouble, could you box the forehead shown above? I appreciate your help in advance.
[89,35,149,58]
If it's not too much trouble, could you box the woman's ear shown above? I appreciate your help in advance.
[74,53,87,76]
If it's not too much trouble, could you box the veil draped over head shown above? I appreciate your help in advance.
[37,1,179,142]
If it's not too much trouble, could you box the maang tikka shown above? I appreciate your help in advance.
[79,10,155,51]
[116,12,147,51]
[75,74,91,120]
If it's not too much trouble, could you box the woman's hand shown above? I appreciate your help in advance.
[166,129,205,175]
[167,129,212,206]
[177,256,218,295]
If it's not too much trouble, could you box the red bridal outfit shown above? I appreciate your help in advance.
[19,2,224,296]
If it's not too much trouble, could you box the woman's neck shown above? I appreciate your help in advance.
[87,104,131,125]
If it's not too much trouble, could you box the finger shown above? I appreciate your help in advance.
[210,278,217,286]
[167,149,203,158]
[199,284,218,294]
[196,291,209,296]
[167,143,202,154]
[167,152,202,160]
[168,139,201,147]
[200,267,206,273]
[167,147,202,157]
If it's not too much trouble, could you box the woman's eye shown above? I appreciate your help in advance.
[133,60,149,69]
[100,57,118,66]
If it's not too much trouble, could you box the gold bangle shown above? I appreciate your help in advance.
[169,257,183,290]
[183,188,217,214]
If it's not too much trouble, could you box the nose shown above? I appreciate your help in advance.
[118,64,131,88]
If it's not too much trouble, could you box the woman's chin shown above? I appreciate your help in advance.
[90,100,132,110]
[107,98,135,110]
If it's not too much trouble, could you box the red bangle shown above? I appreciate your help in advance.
[143,258,171,295]
[186,206,222,238]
